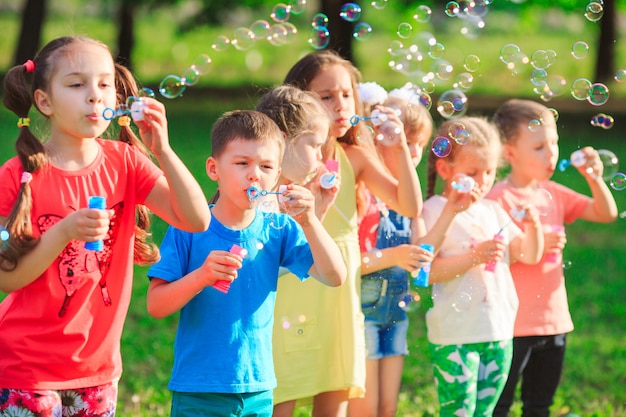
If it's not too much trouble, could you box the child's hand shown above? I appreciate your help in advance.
[543,225,567,255]
[373,105,406,149]
[576,146,603,180]
[392,244,434,273]
[446,187,479,213]
[306,166,340,220]
[135,97,171,155]
[279,184,316,225]
[65,207,111,244]
[519,203,542,230]
[198,250,242,288]
[472,238,506,266]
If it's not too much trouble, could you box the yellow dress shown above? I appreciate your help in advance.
[272,143,366,405]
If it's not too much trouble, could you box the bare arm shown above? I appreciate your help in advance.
[509,206,544,265]
[577,147,618,223]
[146,250,242,318]
[283,184,346,287]
[137,98,211,233]
[346,127,421,218]
[0,208,111,292]
[361,244,431,275]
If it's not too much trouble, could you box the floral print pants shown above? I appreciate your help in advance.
[0,382,117,417]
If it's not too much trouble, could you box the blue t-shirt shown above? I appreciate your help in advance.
[147,209,314,393]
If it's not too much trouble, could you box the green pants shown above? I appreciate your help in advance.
[429,340,512,417]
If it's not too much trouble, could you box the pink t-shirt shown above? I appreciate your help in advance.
[487,180,590,337]
[0,139,162,389]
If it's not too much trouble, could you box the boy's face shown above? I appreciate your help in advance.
[505,120,560,182]
[207,137,282,209]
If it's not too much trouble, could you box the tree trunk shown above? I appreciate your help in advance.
[13,0,47,66]
[320,0,355,64]
[116,1,135,69]
[594,0,615,83]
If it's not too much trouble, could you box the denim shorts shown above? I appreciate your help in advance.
[361,274,410,359]
[171,390,273,417]
[365,317,409,359]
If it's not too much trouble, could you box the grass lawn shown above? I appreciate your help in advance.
[0,1,625,416]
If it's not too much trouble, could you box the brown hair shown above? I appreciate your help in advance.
[1,36,158,271]
[492,99,550,145]
[283,50,367,146]
[208,110,284,204]
[426,116,501,198]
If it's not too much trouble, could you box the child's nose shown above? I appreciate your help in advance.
[247,166,261,182]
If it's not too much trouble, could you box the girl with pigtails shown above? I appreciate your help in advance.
[0,35,210,416]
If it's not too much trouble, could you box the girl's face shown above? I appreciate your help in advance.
[34,42,116,143]
[440,144,499,199]
[406,125,432,167]
[505,120,559,183]
[282,120,329,184]
[207,138,282,211]
[309,64,356,139]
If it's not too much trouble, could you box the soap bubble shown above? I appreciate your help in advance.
[413,5,432,22]
[452,292,472,312]
[437,89,468,119]
[571,41,589,59]
[431,136,452,158]
[587,83,609,106]
[309,26,330,49]
[270,3,291,23]
[159,75,185,99]
[609,172,626,191]
[571,78,592,100]
[464,54,481,72]
[339,3,361,22]
[211,35,230,52]
[353,22,373,41]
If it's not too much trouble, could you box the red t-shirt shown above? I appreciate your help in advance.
[0,139,161,389]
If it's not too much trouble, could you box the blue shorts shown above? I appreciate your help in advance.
[364,318,409,359]
[171,390,273,417]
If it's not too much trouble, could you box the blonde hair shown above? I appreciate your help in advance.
[383,96,433,147]
[256,84,328,146]
[426,116,501,198]
[1,36,158,271]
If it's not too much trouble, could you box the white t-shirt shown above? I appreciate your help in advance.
[422,195,522,345]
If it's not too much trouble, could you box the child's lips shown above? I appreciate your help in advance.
[87,113,100,122]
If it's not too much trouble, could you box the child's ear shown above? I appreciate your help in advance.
[206,157,218,181]
[34,89,52,116]
[502,144,515,164]
[435,158,451,180]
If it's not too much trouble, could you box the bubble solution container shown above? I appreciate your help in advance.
[413,243,435,287]
[85,196,106,251]
[320,160,339,189]
[484,233,504,272]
